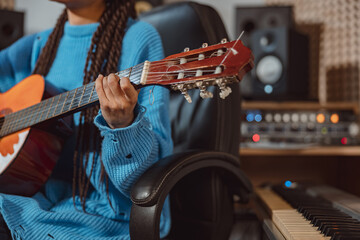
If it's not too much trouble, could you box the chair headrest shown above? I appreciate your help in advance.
[139,2,229,57]
[140,2,241,157]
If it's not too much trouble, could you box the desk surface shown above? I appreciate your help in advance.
[240,146,360,156]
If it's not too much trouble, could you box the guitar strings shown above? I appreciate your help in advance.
[2,72,222,135]
[1,47,233,134]
[1,66,218,134]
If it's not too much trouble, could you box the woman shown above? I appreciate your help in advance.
[0,0,172,239]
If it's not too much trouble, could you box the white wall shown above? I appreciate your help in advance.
[15,0,265,38]
[14,0,64,35]
[166,0,265,40]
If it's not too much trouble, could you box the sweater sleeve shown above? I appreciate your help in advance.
[0,34,36,93]
[93,20,173,197]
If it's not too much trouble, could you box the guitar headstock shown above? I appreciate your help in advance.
[143,38,254,103]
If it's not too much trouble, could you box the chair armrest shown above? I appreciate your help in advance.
[129,150,253,240]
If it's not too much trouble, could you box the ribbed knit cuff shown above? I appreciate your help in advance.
[93,104,146,136]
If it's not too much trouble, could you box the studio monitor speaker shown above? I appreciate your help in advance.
[0,9,24,50]
[235,6,293,46]
[242,27,309,100]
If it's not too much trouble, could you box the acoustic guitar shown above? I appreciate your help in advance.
[0,39,253,196]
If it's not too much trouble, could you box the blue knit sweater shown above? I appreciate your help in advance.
[0,19,173,239]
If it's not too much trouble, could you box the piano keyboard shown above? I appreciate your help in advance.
[256,185,360,240]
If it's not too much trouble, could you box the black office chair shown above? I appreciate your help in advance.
[130,2,253,240]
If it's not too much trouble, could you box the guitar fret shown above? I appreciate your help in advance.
[9,108,23,133]
[69,88,80,111]
[59,91,70,114]
[90,89,98,102]
[5,109,19,134]
[58,93,70,116]
[0,116,10,137]
[36,100,45,124]
[129,65,140,84]
[20,104,30,128]
[0,117,5,137]
[88,83,96,103]
[20,104,35,129]
[78,85,87,108]
[39,98,50,123]
[128,67,133,78]
[45,95,57,120]
[2,116,11,136]
[28,103,40,127]
[19,105,34,130]
[1,117,9,137]
[60,91,70,115]
[2,113,11,135]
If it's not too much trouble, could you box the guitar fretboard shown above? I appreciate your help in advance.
[0,63,145,137]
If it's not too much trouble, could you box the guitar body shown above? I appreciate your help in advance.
[0,75,65,196]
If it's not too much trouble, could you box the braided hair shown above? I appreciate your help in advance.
[33,0,137,211]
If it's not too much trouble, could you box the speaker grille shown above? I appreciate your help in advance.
[265,0,360,103]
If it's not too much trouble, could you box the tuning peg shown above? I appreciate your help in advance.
[216,79,232,99]
[217,49,224,56]
[221,38,228,44]
[202,43,208,48]
[219,86,232,99]
[180,58,187,64]
[200,89,213,99]
[196,82,213,99]
[215,66,222,74]
[184,47,190,52]
[177,83,192,103]
[182,90,192,103]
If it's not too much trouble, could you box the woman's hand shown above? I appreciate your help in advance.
[95,73,139,129]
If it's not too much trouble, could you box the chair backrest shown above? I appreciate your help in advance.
[140,2,241,157]
[140,3,242,239]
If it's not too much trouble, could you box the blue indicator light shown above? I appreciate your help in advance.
[246,113,254,122]
[284,180,292,188]
[264,85,273,94]
[255,114,262,122]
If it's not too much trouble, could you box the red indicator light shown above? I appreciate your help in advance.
[252,134,260,142]
[341,137,347,145]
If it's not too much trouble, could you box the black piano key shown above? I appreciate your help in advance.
[321,223,360,234]
[332,233,360,240]
[307,212,348,221]
[318,221,360,231]
[303,209,344,217]
[298,206,334,213]
[338,238,360,240]
[312,216,355,226]
[325,228,360,237]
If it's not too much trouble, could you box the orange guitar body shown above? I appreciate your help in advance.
[0,75,64,196]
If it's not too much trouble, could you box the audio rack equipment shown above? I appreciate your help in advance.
[240,102,360,149]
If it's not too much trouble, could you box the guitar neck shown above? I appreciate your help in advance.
[0,63,146,137]
[1,39,254,138]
